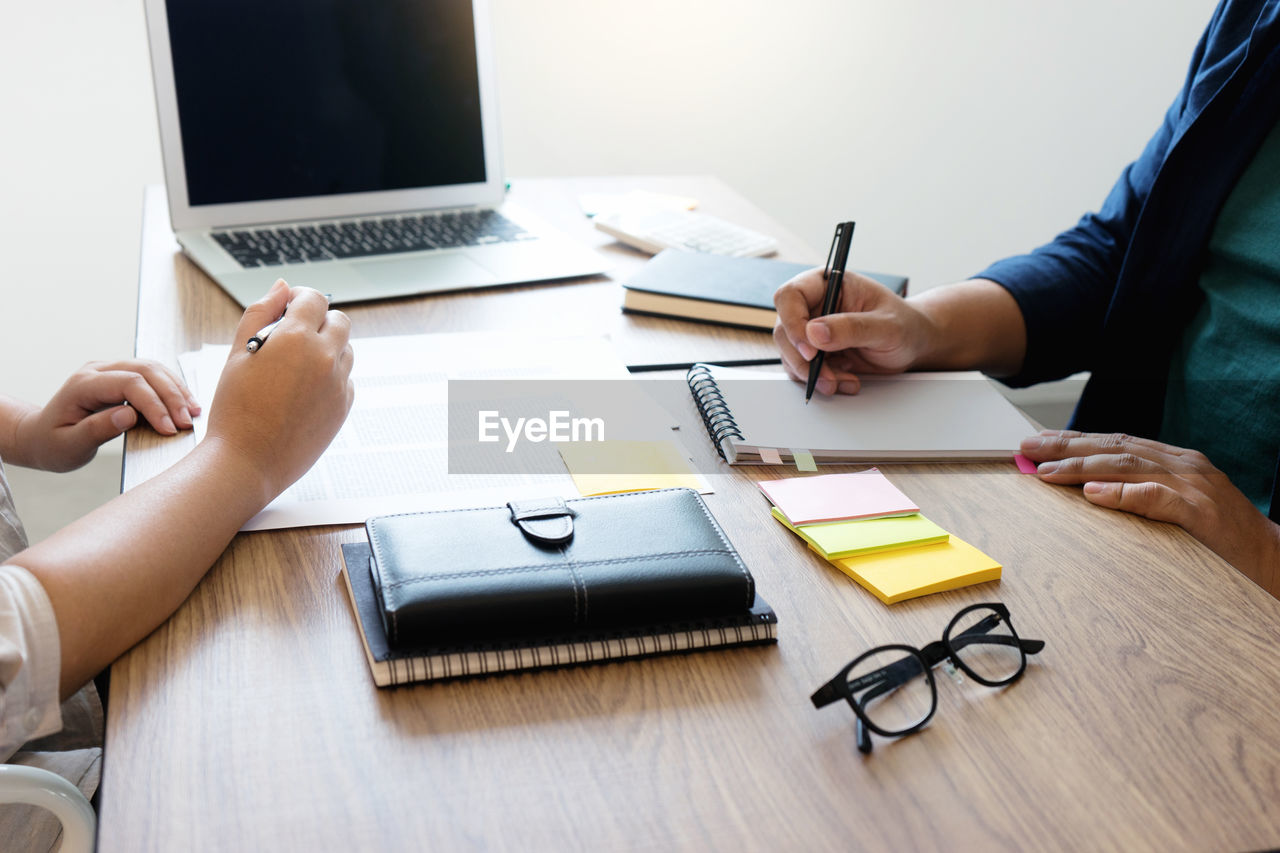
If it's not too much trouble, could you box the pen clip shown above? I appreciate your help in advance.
[829,221,855,277]
[823,225,841,279]
[820,222,855,317]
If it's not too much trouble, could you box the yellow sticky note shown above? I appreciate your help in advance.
[771,507,949,559]
[560,441,707,496]
[824,536,1002,605]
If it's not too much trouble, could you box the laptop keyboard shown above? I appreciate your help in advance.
[212,209,534,268]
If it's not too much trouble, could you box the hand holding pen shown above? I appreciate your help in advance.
[212,280,354,496]
[246,316,285,353]
[247,290,333,352]
[773,227,925,395]
[804,222,855,403]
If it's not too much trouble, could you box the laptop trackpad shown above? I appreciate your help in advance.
[354,252,499,296]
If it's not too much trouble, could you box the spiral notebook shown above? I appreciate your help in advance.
[687,364,1036,465]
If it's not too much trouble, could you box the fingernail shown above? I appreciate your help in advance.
[797,341,817,361]
[1020,437,1044,451]
[809,321,831,346]
[1083,482,1105,495]
[837,380,860,394]
[160,415,176,434]
[817,378,836,396]
[178,407,192,427]
[110,408,135,431]
[1036,461,1058,474]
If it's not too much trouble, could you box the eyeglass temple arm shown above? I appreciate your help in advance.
[812,626,1047,709]
[811,681,844,708]
[830,655,927,710]
[855,634,1048,704]
[811,653,924,708]
[949,632,1046,656]
[952,614,1045,655]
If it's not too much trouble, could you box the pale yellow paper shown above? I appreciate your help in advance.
[560,440,710,496]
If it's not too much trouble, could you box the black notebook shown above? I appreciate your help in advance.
[340,488,777,686]
[621,249,908,331]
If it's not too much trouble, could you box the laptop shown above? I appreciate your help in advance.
[143,0,607,306]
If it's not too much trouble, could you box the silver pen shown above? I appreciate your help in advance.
[245,293,330,353]
[246,316,284,353]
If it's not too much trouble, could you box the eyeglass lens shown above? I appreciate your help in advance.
[845,648,931,735]
[949,606,1023,683]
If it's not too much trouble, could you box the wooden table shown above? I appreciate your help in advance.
[100,177,1280,852]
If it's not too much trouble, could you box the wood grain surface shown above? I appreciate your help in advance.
[98,178,1280,852]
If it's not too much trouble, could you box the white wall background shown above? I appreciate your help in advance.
[0,0,1219,537]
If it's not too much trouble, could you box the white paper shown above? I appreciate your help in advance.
[175,332,664,531]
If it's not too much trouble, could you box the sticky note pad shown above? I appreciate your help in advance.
[772,508,949,559]
[825,536,1002,605]
[560,441,709,496]
[758,469,918,525]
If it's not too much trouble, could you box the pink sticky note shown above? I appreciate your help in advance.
[1014,453,1038,474]
[758,469,919,525]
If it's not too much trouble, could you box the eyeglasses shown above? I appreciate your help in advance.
[810,602,1045,753]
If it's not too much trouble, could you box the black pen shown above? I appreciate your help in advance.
[805,221,855,403]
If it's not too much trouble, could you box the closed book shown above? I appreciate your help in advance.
[621,249,908,331]
[341,488,777,686]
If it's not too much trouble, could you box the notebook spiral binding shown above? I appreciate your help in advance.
[687,364,744,461]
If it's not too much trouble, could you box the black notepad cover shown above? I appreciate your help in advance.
[365,488,757,648]
[340,541,777,686]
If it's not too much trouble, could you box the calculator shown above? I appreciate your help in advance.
[594,209,778,257]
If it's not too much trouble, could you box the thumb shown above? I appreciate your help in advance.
[234,279,291,351]
[56,406,137,464]
[806,311,902,353]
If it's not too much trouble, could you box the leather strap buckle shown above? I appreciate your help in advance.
[507,498,577,546]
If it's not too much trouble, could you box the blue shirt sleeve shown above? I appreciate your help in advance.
[973,1,1228,388]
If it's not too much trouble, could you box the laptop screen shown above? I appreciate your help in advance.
[165,0,487,207]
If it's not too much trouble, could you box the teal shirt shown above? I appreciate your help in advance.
[1160,122,1280,514]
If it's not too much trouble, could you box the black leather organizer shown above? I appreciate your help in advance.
[366,487,760,648]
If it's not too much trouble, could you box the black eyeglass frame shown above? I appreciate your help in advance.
[810,602,1045,753]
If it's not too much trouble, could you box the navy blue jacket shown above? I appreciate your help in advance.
[976,0,1280,519]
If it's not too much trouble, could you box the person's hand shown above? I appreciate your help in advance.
[1021,429,1280,584]
[773,268,932,395]
[201,279,354,504]
[10,357,201,472]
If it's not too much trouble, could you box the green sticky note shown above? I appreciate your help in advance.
[772,508,949,559]
[791,448,817,472]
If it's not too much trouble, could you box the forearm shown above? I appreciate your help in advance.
[1231,517,1280,598]
[911,277,1029,373]
[4,437,271,698]
[909,278,1028,377]
[0,396,38,466]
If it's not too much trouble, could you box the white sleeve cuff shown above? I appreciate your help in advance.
[0,564,63,761]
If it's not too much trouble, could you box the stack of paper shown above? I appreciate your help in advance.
[761,470,1001,604]
[174,332,647,532]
